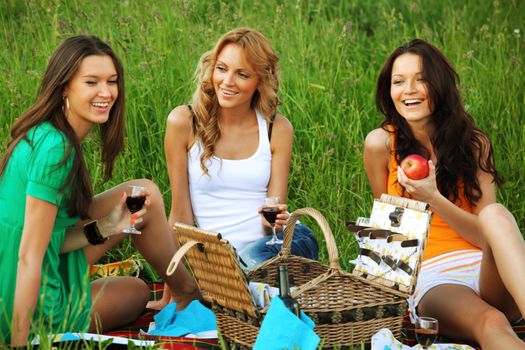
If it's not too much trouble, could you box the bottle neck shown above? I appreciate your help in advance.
[279,265,291,297]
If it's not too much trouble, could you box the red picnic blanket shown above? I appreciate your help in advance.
[106,283,525,349]
[102,283,219,350]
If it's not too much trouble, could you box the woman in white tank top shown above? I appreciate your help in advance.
[148,28,318,309]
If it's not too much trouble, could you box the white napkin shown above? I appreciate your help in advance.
[249,282,280,307]
[371,328,475,350]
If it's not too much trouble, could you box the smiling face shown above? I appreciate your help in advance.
[390,53,433,124]
[63,54,118,140]
[212,43,260,111]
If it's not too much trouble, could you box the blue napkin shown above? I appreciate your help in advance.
[253,296,320,350]
[56,332,81,341]
[149,300,217,336]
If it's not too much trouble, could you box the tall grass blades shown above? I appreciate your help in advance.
[1,0,524,347]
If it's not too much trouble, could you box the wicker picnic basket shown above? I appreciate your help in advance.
[168,194,431,348]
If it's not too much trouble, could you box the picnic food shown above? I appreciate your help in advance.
[400,154,429,180]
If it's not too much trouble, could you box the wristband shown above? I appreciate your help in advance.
[83,220,108,245]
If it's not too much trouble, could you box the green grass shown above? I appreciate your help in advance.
[1,0,524,348]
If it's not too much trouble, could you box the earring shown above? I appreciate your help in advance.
[62,96,69,117]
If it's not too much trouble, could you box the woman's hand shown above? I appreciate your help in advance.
[98,190,151,237]
[259,203,289,232]
[397,160,440,205]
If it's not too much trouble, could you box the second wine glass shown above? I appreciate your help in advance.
[262,196,282,245]
[415,316,438,349]
[123,185,146,234]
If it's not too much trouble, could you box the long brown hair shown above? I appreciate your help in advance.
[375,39,502,205]
[191,27,280,174]
[0,35,125,218]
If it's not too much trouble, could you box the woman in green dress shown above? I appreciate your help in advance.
[0,35,198,347]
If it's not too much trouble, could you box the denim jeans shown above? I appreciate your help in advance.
[238,223,319,270]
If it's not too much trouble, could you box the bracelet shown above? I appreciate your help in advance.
[83,220,108,245]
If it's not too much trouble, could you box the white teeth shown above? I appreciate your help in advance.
[404,99,422,105]
[221,88,237,96]
[92,102,109,108]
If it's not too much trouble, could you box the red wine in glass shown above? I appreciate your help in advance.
[263,196,282,245]
[262,207,280,225]
[415,317,438,349]
[123,185,146,234]
[415,328,437,348]
[126,196,146,213]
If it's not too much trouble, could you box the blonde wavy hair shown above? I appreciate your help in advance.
[191,27,280,174]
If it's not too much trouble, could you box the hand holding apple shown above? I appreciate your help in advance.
[400,154,429,180]
[397,159,439,205]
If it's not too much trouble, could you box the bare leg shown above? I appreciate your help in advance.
[147,283,172,310]
[478,203,525,318]
[89,276,150,332]
[416,203,525,349]
[418,284,525,349]
[84,179,198,329]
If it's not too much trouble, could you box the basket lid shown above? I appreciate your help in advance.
[173,223,260,319]
[348,194,432,295]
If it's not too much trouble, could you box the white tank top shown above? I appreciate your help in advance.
[188,110,271,251]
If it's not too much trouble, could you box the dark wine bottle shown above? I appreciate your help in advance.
[278,264,301,318]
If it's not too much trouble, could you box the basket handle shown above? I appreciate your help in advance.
[167,240,200,276]
[283,207,340,269]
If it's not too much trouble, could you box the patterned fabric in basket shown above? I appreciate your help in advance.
[248,206,413,348]
[171,198,430,349]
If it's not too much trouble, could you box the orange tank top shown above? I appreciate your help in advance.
[386,129,480,260]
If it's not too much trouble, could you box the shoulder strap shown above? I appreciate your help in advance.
[268,113,276,141]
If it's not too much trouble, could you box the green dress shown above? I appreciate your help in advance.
[0,122,92,344]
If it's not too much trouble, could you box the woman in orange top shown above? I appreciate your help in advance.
[364,39,525,349]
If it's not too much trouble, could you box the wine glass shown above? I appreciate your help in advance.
[123,185,146,234]
[415,316,439,349]
[262,196,282,245]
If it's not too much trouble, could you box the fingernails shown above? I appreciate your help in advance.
[131,213,138,219]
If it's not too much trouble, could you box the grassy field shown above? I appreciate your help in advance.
[1,0,524,347]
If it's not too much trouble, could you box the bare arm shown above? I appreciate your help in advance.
[397,135,497,248]
[61,219,121,253]
[399,160,495,248]
[268,114,293,201]
[11,196,56,347]
[363,128,391,198]
[263,114,293,231]
[165,105,195,228]
[60,191,146,253]
[147,106,197,310]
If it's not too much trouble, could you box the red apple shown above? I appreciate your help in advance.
[400,154,429,180]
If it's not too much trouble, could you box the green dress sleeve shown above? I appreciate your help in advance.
[26,129,74,206]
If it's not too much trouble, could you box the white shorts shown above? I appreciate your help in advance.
[408,249,482,323]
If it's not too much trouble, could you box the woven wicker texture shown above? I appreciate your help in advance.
[247,208,408,348]
[173,224,259,319]
[214,313,259,348]
[171,204,426,348]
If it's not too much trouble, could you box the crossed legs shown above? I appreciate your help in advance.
[83,179,198,332]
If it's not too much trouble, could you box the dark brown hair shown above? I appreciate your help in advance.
[375,39,502,205]
[0,35,125,218]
